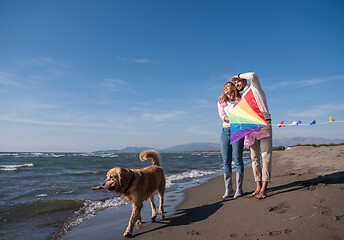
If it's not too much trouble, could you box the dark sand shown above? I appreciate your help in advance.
[63,145,344,240]
[133,145,344,240]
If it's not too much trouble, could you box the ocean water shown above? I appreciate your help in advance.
[0,151,251,240]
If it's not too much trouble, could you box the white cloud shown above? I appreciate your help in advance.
[13,101,57,110]
[184,125,213,135]
[134,57,152,63]
[20,57,70,78]
[268,75,344,90]
[143,111,185,121]
[118,56,153,63]
[0,113,127,129]
[0,114,78,127]
[193,98,214,108]
[196,98,209,104]
[24,57,68,68]
[286,103,344,118]
[97,78,128,91]
[0,71,19,86]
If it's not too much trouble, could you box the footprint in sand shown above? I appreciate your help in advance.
[267,229,293,236]
[187,230,200,235]
[268,202,290,214]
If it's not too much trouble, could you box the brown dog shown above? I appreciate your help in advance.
[92,150,165,237]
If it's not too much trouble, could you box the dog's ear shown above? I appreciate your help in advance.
[118,168,133,193]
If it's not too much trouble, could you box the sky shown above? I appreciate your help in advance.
[1,0,344,152]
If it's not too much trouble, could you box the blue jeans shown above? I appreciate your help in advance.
[220,127,244,174]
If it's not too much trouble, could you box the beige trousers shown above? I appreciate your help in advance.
[250,127,272,182]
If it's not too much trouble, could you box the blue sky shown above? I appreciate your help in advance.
[1,0,344,152]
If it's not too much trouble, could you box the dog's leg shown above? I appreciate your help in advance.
[158,189,165,219]
[148,195,157,221]
[135,214,142,230]
[123,203,142,237]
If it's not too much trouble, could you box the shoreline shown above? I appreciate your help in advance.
[60,171,224,240]
[61,145,344,239]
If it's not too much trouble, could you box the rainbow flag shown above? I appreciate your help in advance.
[228,89,268,144]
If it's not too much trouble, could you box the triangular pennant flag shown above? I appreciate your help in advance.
[278,121,286,127]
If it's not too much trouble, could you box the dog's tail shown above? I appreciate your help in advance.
[139,150,161,166]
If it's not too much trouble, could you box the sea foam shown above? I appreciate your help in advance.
[0,163,34,171]
[58,197,128,237]
[166,169,221,188]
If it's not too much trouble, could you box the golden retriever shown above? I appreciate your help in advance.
[92,150,165,237]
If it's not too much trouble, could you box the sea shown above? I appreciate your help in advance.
[0,151,251,240]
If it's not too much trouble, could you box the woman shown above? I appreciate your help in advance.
[217,82,245,199]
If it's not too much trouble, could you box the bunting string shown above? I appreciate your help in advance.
[270,118,344,127]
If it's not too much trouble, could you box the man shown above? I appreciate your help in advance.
[219,72,272,199]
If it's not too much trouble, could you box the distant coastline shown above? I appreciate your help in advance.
[94,137,344,153]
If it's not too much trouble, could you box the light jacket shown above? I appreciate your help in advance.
[239,72,271,147]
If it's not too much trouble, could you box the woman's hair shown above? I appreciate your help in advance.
[224,82,241,101]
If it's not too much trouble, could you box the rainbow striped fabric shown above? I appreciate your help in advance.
[228,89,268,144]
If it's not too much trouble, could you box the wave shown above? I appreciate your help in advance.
[76,197,127,221]
[35,194,48,197]
[29,153,67,158]
[0,163,34,171]
[55,197,128,238]
[77,153,119,158]
[0,153,19,156]
[165,168,221,188]
[0,152,106,158]
[0,152,64,158]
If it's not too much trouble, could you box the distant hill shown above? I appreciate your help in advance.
[93,143,221,153]
[93,146,151,153]
[93,137,344,153]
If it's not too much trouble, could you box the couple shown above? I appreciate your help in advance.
[217,72,272,199]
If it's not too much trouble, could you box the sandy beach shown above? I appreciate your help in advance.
[63,145,344,240]
[132,145,344,240]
